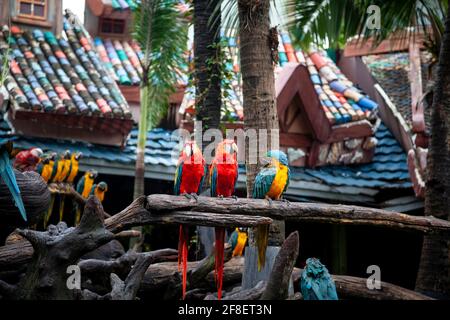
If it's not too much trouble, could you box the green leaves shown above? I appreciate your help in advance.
[132,0,190,130]
[284,0,447,55]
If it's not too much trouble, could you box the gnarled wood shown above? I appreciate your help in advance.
[145,195,450,234]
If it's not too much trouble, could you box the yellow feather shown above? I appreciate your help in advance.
[267,162,288,200]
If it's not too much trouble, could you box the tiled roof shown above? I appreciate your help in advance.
[94,37,144,86]
[288,122,411,190]
[180,31,378,125]
[363,52,432,131]
[0,19,131,119]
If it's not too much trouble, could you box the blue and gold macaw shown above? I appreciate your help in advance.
[66,152,83,184]
[37,152,57,183]
[57,151,72,222]
[252,150,290,271]
[0,141,27,222]
[89,181,108,203]
[228,227,247,257]
[74,169,98,225]
[300,258,338,300]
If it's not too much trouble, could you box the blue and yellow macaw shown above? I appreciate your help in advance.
[37,152,56,183]
[66,152,83,184]
[252,150,290,271]
[56,151,72,222]
[0,141,27,222]
[228,228,247,257]
[74,169,98,225]
[89,181,108,203]
[300,258,338,300]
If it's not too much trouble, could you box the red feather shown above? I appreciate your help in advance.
[215,227,225,300]
[178,225,189,299]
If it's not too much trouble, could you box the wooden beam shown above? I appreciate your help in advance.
[280,132,312,148]
[326,120,374,143]
[144,195,450,234]
[409,41,426,134]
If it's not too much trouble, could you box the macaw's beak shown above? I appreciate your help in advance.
[260,156,271,166]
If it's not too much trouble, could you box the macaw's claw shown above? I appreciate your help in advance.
[218,195,224,199]
[279,198,290,205]
[182,193,192,200]
[190,193,199,201]
[231,195,238,201]
[265,196,273,206]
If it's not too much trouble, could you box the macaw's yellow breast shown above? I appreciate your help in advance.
[67,162,79,183]
[82,178,94,198]
[95,189,105,202]
[232,230,247,257]
[41,162,54,182]
[267,164,288,200]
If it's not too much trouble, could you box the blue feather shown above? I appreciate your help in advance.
[174,161,183,195]
[300,258,338,300]
[210,165,218,197]
[0,150,27,222]
[252,166,277,199]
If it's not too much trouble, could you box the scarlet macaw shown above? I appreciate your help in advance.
[209,139,238,299]
[300,258,338,300]
[0,141,27,222]
[252,150,290,270]
[74,169,98,225]
[13,147,43,172]
[174,140,206,299]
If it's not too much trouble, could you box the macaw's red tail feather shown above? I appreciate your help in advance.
[214,227,225,300]
[256,224,269,272]
[178,225,189,299]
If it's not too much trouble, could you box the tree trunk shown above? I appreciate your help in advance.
[194,0,222,148]
[415,4,450,298]
[238,0,279,197]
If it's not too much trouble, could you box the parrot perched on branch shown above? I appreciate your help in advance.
[37,152,57,183]
[228,228,247,257]
[90,181,108,202]
[0,141,27,222]
[252,150,290,271]
[67,152,83,184]
[75,169,98,225]
[13,147,43,172]
[300,258,338,300]
[174,140,206,299]
[56,151,72,222]
[209,139,238,300]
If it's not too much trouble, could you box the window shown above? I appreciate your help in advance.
[99,18,126,35]
[17,0,47,20]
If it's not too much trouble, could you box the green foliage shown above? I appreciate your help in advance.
[284,0,447,56]
[132,0,190,130]
[188,38,240,123]
[0,37,10,87]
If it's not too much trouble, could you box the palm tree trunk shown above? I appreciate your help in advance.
[415,4,450,298]
[194,0,222,149]
[238,0,279,197]
[134,83,149,199]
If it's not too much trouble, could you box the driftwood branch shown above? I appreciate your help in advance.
[261,231,299,300]
[144,195,450,234]
[105,196,272,233]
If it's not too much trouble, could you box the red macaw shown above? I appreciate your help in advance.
[174,140,206,299]
[13,148,43,172]
[209,139,238,300]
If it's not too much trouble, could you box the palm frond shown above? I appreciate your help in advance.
[133,0,190,129]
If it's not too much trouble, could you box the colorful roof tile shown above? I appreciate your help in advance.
[0,19,132,119]
[179,31,378,125]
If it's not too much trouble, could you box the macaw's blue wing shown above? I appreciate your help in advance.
[89,184,97,196]
[228,229,238,250]
[210,164,218,197]
[252,167,277,199]
[283,167,291,194]
[197,163,207,194]
[76,176,85,194]
[0,151,27,222]
[174,161,183,195]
